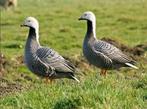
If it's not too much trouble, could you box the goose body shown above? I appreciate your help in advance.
[22,17,79,82]
[79,11,138,75]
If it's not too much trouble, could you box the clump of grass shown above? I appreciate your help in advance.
[53,98,81,109]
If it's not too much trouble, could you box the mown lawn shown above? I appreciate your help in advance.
[0,0,147,109]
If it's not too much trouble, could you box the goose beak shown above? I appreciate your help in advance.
[78,17,82,20]
[78,17,85,20]
[20,21,27,27]
[20,24,24,27]
[20,24,27,27]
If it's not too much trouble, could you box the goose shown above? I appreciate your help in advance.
[79,11,138,76]
[21,17,79,82]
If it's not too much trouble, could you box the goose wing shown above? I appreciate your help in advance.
[36,47,75,73]
[93,40,136,65]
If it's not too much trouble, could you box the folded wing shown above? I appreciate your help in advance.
[36,47,76,73]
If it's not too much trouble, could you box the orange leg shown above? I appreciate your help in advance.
[100,69,104,75]
[45,77,49,83]
[103,69,107,76]
[100,69,107,76]
[49,78,54,83]
[45,77,54,84]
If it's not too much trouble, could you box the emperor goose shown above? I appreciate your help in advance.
[21,17,79,82]
[79,11,138,76]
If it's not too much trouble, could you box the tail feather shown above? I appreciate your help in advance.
[71,75,80,83]
[125,63,138,69]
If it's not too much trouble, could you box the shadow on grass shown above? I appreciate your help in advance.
[0,23,13,27]
[4,44,23,49]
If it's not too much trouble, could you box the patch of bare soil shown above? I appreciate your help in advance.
[0,78,22,97]
[0,54,32,97]
[0,53,24,77]
[13,55,24,65]
[0,53,10,77]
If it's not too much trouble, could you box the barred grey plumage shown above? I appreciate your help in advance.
[79,11,138,76]
[21,17,79,82]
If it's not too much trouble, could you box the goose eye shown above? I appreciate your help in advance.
[84,14,87,16]
[28,20,31,22]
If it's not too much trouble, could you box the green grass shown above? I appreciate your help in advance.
[0,0,147,109]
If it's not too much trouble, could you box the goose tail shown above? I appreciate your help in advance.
[125,63,138,69]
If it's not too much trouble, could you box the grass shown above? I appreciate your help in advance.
[0,0,147,109]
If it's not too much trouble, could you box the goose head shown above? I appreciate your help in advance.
[21,17,39,30]
[78,11,96,22]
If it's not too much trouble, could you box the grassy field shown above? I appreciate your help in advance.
[0,0,147,108]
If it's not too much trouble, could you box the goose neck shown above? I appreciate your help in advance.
[28,27,40,44]
[86,20,96,38]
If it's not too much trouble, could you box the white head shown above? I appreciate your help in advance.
[79,11,96,22]
[21,17,39,31]
[79,11,96,38]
